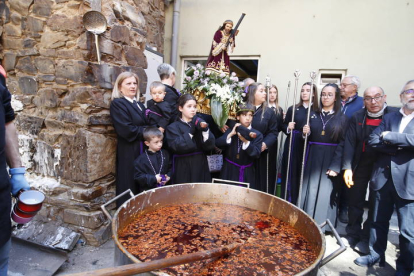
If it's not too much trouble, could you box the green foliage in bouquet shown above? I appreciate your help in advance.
[182,64,245,128]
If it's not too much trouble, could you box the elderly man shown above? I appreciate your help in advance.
[355,80,414,276]
[157,63,180,122]
[342,87,398,254]
[340,75,364,118]
[338,75,365,223]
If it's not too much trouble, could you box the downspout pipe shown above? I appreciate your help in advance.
[171,0,181,68]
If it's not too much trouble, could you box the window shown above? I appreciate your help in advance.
[318,69,347,90]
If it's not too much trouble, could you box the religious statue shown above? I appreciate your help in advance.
[205,19,239,76]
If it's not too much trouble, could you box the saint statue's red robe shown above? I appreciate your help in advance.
[205,30,235,75]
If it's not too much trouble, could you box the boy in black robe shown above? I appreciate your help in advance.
[146,81,172,133]
[134,127,171,192]
[216,104,263,186]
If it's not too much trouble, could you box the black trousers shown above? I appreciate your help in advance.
[370,178,414,275]
[345,165,373,241]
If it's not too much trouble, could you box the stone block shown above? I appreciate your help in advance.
[121,2,146,28]
[67,178,113,201]
[15,56,37,74]
[57,109,88,125]
[33,141,59,177]
[10,13,22,25]
[63,209,105,229]
[61,87,111,109]
[55,60,95,84]
[17,134,35,169]
[66,175,115,189]
[56,49,84,60]
[40,31,69,49]
[76,32,87,50]
[26,16,44,36]
[39,74,55,82]
[16,48,39,57]
[33,0,53,17]
[18,76,38,95]
[39,48,56,57]
[2,38,23,50]
[110,25,130,44]
[15,114,45,136]
[88,114,112,125]
[4,24,22,36]
[72,222,112,246]
[9,0,33,16]
[2,52,16,72]
[90,63,122,89]
[124,46,148,68]
[38,131,61,145]
[34,57,55,74]
[47,14,83,36]
[23,38,36,48]
[99,37,122,61]
[60,129,116,183]
[33,88,58,108]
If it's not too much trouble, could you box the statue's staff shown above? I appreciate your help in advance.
[284,70,301,200]
[265,75,271,194]
[297,71,317,207]
[274,81,291,196]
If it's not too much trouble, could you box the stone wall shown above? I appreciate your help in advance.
[1,0,165,246]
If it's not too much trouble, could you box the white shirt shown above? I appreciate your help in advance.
[399,108,414,133]
[124,96,142,111]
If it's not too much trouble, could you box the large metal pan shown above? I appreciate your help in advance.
[102,184,345,276]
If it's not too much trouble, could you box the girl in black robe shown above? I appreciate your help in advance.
[216,105,263,186]
[110,72,149,206]
[300,83,348,227]
[280,82,318,204]
[166,94,215,184]
[246,83,279,192]
[268,84,284,195]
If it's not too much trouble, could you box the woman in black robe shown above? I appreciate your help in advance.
[300,83,348,227]
[110,72,149,206]
[216,105,263,186]
[268,84,284,195]
[280,82,318,204]
[246,83,279,192]
[166,94,215,184]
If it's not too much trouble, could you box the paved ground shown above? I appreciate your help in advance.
[17,209,413,276]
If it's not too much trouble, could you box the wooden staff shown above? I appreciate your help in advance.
[297,71,317,208]
[284,70,301,200]
[265,75,271,194]
[274,81,291,196]
[67,243,240,276]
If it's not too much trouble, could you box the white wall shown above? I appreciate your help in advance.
[168,0,414,107]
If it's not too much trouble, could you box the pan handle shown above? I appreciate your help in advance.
[212,178,250,189]
[319,219,346,266]
[101,189,134,221]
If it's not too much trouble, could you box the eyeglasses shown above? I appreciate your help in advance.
[321,93,335,98]
[340,83,354,88]
[402,89,414,95]
[364,95,384,102]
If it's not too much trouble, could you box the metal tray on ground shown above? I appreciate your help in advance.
[8,236,68,276]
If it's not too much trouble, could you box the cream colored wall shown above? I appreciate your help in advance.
[166,0,413,107]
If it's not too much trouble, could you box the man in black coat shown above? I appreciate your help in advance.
[157,63,180,122]
[355,80,414,276]
[342,87,398,254]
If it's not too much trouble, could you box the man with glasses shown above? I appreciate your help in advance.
[340,75,364,118]
[355,80,414,276]
[338,75,364,224]
[342,87,397,254]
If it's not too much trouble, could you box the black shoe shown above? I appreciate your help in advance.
[338,208,349,223]
[354,254,385,267]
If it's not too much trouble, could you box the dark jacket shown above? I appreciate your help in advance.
[342,106,399,172]
[368,111,414,200]
[163,84,180,122]
[342,95,364,118]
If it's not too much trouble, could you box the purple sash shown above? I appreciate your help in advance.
[225,158,253,183]
[146,109,163,118]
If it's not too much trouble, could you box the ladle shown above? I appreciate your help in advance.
[82,11,107,64]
